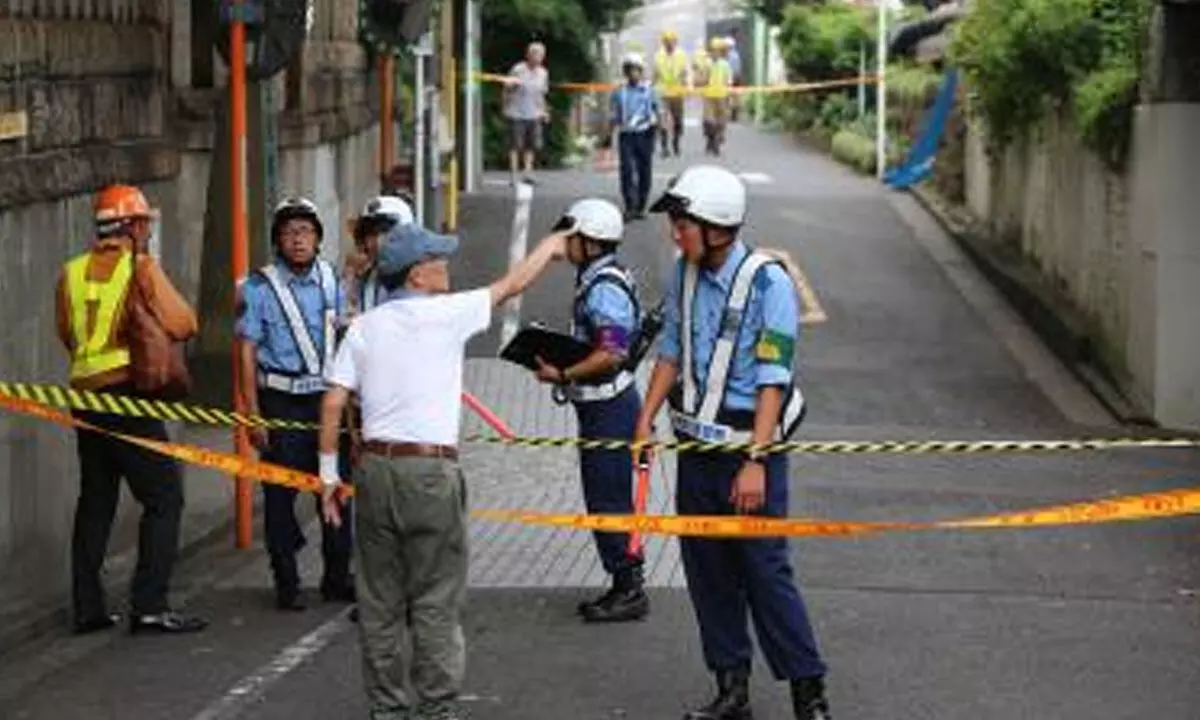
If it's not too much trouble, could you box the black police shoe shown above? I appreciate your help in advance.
[581,566,649,623]
[790,677,832,720]
[684,669,753,720]
[321,582,356,604]
[129,610,208,635]
[73,611,121,635]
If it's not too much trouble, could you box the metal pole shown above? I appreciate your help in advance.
[875,0,887,181]
[415,52,426,225]
[229,0,252,549]
[858,42,866,119]
[463,1,475,194]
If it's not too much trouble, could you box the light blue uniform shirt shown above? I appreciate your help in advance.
[236,259,347,374]
[610,81,659,134]
[573,255,639,356]
[658,241,798,410]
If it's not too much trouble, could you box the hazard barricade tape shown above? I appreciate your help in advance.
[477,486,1200,538]
[2,382,1199,456]
[1,392,1197,539]
[473,72,876,97]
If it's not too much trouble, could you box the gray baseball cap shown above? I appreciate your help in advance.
[377,222,460,277]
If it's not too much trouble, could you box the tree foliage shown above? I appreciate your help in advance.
[948,0,1154,170]
[776,2,873,81]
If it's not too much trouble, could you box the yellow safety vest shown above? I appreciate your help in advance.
[655,49,689,98]
[706,59,731,99]
[65,250,134,380]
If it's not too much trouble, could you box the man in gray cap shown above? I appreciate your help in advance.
[317,222,567,720]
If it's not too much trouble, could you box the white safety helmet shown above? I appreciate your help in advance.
[271,196,324,243]
[553,198,624,243]
[622,52,645,69]
[649,164,746,228]
[360,195,414,226]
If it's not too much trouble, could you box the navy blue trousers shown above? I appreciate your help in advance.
[618,129,655,213]
[573,385,644,575]
[676,449,827,680]
[259,389,354,598]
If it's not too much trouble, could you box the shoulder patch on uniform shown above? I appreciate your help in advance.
[755,329,795,366]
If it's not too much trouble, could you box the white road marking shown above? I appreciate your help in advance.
[500,183,535,348]
[188,608,354,720]
[684,117,701,128]
[738,172,773,184]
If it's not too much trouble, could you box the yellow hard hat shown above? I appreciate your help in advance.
[662,29,678,41]
[709,37,723,51]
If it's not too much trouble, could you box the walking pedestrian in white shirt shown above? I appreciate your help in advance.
[317,221,567,720]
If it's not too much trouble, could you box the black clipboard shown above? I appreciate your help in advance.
[499,325,593,371]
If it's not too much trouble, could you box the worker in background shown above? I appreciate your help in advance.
[318,222,569,720]
[726,31,744,122]
[639,165,832,720]
[236,197,355,612]
[703,37,733,156]
[344,195,417,317]
[534,198,649,623]
[57,184,207,635]
[607,52,660,220]
[653,29,690,158]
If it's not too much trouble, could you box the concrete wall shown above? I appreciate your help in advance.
[961,3,1200,430]
[963,111,1136,387]
[0,0,401,644]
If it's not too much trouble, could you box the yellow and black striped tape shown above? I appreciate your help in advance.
[0,381,313,431]
[3,381,1198,455]
[6,391,1198,539]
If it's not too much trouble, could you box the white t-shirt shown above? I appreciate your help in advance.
[326,288,492,445]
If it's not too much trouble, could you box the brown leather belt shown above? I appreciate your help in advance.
[363,440,458,460]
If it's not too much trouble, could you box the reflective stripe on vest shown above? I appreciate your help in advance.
[677,251,806,442]
[258,260,338,381]
[66,251,134,380]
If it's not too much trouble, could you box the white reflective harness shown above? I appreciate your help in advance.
[672,250,806,444]
[257,260,338,395]
[563,264,637,404]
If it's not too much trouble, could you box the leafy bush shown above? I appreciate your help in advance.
[777,2,873,81]
[887,62,942,107]
[815,93,857,133]
[949,0,1153,169]
[831,128,876,175]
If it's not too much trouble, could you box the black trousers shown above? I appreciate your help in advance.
[258,389,353,599]
[618,129,656,213]
[71,385,184,620]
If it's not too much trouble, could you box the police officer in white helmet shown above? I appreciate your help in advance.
[346,195,416,315]
[637,165,832,719]
[236,196,356,612]
[531,198,650,622]
[606,52,661,220]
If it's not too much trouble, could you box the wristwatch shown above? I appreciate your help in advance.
[744,446,767,465]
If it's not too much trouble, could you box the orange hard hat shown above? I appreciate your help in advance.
[94,184,157,223]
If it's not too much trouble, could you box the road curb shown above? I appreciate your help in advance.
[908,183,1156,429]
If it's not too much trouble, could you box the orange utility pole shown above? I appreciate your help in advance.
[229,0,252,549]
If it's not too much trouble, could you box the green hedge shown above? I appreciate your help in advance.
[949,0,1154,170]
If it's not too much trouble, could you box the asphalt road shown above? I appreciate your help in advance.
[2,81,1198,720]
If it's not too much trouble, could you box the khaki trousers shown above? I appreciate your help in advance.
[353,453,468,716]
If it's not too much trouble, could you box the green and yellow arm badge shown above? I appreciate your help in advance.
[755,329,795,366]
